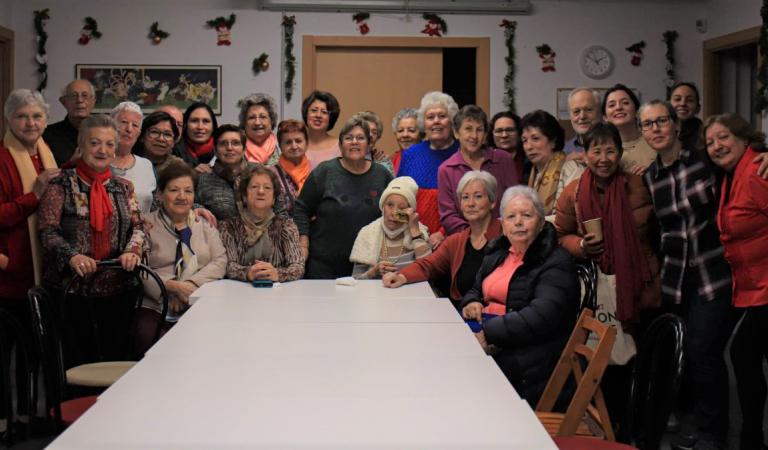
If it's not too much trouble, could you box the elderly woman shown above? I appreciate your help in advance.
[302,90,341,169]
[196,124,262,222]
[390,108,423,174]
[0,88,59,326]
[398,91,461,244]
[219,165,304,283]
[350,176,430,279]
[238,93,280,166]
[703,114,768,450]
[461,186,578,405]
[176,102,218,173]
[109,101,155,213]
[136,162,226,354]
[271,119,309,217]
[39,114,144,299]
[521,110,583,222]
[603,84,655,175]
[438,105,519,235]
[136,111,184,179]
[294,116,393,279]
[384,171,503,306]
[488,111,525,180]
[354,110,393,174]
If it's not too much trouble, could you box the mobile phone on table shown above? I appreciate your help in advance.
[251,279,274,288]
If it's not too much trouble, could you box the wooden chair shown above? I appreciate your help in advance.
[536,308,617,441]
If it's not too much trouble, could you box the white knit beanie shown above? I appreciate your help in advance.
[379,176,418,210]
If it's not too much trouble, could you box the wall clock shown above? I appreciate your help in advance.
[580,45,614,79]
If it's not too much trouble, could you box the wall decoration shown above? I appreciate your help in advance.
[75,64,221,114]
[252,53,270,75]
[421,13,446,37]
[500,19,517,113]
[282,15,297,102]
[536,44,556,72]
[557,87,640,120]
[206,14,236,46]
[149,22,170,45]
[78,17,102,45]
[625,41,645,66]
[580,45,614,79]
[33,8,50,91]
[353,13,370,35]
[662,30,679,96]
[756,0,768,112]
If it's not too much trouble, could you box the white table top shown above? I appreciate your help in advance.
[190,279,436,301]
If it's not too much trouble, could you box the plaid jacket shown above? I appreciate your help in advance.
[644,148,731,304]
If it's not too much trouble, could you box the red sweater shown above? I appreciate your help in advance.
[717,147,768,308]
[399,219,502,300]
[0,145,42,299]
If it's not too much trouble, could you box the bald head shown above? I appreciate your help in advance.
[60,79,96,125]
[157,105,184,143]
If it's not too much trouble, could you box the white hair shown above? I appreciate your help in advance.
[456,170,498,204]
[4,89,49,119]
[110,101,143,118]
[391,108,420,132]
[417,91,459,129]
[61,79,95,97]
[567,87,601,108]
[499,185,546,221]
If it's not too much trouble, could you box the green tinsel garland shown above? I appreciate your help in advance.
[33,9,49,91]
[663,30,679,97]
[756,0,768,112]
[500,19,517,114]
[282,15,297,103]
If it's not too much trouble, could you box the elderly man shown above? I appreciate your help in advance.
[43,79,96,165]
[563,87,602,161]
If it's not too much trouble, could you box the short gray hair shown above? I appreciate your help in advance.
[457,170,498,204]
[61,79,95,97]
[499,185,546,221]
[567,87,601,108]
[110,101,143,119]
[4,89,49,119]
[237,93,278,130]
[77,114,119,147]
[355,110,383,136]
[337,116,371,146]
[638,99,678,124]
[391,108,420,132]
[417,91,459,129]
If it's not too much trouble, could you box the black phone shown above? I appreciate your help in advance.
[251,279,274,288]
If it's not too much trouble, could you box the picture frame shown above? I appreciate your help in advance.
[556,87,641,120]
[75,64,222,114]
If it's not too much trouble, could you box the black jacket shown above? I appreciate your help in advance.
[461,222,578,405]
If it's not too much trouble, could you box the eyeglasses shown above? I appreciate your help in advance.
[217,140,243,149]
[493,127,517,136]
[639,115,673,131]
[148,129,175,141]
[63,93,93,101]
[342,134,367,143]
[247,114,271,122]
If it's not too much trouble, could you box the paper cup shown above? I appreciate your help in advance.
[582,218,603,242]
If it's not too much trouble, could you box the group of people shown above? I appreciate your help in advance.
[1,78,767,450]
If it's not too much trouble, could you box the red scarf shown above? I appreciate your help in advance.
[76,160,114,260]
[576,170,651,323]
[185,137,215,162]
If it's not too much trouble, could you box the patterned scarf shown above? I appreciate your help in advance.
[528,151,566,215]
[576,169,652,323]
[76,160,114,260]
[241,208,275,247]
[245,133,278,164]
[158,208,199,281]
[212,158,248,184]
[277,153,311,193]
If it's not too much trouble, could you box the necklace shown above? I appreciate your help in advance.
[381,235,405,264]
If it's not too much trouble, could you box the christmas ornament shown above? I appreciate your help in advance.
[421,13,446,37]
[282,15,297,102]
[78,17,102,45]
[536,44,556,72]
[149,22,170,45]
[33,9,49,91]
[663,30,679,96]
[500,19,517,113]
[252,53,270,75]
[625,41,645,66]
[756,0,768,112]
[353,12,370,35]
[206,14,236,46]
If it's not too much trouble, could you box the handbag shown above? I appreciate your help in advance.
[588,269,637,365]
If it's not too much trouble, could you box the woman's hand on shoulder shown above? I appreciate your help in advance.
[754,152,768,179]
[193,208,217,227]
[382,272,406,288]
[32,168,61,198]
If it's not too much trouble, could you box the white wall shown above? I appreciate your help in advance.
[704,0,761,39]
[8,0,703,125]
[0,2,12,30]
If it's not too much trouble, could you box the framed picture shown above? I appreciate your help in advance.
[556,87,641,120]
[75,64,222,114]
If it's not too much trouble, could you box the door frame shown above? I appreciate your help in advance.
[302,36,490,114]
[702,26,760,122]
[0,25,14,135]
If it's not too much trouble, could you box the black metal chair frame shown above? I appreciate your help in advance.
[576,259,599,312]
[0,309,35,445]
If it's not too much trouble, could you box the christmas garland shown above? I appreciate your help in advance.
[282,15,297,102]
[756,0,768,112]
[149,22,170,45]
[500,19,517,113]
[663,30,679,97]
[33,9,49,91]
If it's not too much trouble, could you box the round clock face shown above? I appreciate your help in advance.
[580,45,614,79]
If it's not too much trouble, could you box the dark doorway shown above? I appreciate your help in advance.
[443,47,476,108]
